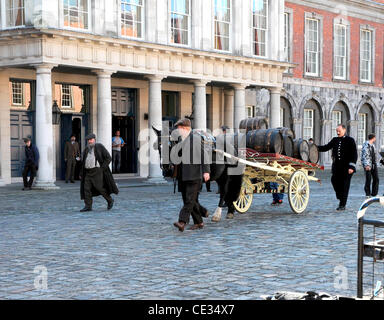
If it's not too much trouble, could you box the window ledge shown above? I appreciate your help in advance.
[303,75,323,81]
[358,81,375,86]
[332,78,351,84]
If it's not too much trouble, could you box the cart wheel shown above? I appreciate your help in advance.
[233,177,253,214]
[288,170,310,214]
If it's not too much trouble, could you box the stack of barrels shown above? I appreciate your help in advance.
[239,117,319,164]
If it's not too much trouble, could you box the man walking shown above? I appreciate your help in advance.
[112,130,125,173]
[172,119,210,232]
[22,137,39,190]
[318,124,358,211]
[361,134,379,198]
[64,134,80,183]
[80,133,119,212]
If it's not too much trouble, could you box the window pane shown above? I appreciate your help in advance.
[63,0,89,29]
[121,0,143,38]
[6,0,25,27]
[305,18,319,75]
[170,0,189,44]
[214,0,231,50]
[253,0,268,57]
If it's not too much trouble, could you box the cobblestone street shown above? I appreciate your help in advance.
[1,170,383,300]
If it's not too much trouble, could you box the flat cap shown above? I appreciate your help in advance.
[174,118,191,128]
[85,133,96,140]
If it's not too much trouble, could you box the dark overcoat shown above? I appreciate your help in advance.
[80,143,119,200]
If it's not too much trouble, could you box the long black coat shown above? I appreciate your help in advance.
[80,143,119,200]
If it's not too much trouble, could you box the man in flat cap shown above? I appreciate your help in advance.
[22,137,39,190]
[172,118,211,232]
[64,134,80,183]
[80,133,118,212]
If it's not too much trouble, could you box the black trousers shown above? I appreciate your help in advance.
[331,168,353,207]
[84,168,113,208]
[22,163,37,188]
[179,180,206,225]
[364,165,379,197]
[65,158,76,182]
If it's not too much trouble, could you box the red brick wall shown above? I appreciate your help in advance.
[286,1,384,87]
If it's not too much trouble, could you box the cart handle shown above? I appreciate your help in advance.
[357,197,384,220]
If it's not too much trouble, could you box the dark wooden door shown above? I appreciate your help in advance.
[10,111,34,177]
[111,88,137,174]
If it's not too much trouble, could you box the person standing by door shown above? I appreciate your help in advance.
[22,137,39,191]
[112,130,125,173]
[361,134,379,198]
[64,134,80,183]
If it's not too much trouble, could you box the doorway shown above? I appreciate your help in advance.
[111,88,137,174]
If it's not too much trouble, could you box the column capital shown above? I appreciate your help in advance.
[92,69,116,77]
[231,83,248,90]
[145,74,166,82]
[32,63,58,73]
[269,87,283,94]
[292,118,303,124]
[191,79,209,87]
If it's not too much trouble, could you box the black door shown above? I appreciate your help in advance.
[10,111,34,177]
[111,88,137,174]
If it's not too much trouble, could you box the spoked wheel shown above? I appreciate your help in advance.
[288,170,310,214]
[233,177,253,214]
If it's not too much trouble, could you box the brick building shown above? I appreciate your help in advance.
[246,0,384,167]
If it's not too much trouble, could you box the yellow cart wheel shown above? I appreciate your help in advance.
[233,177,253,214]
[288,170,310,214]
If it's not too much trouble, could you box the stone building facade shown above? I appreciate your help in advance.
[0,0,290,186]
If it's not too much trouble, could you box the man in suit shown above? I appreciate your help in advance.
[22,137,39,190]
[172,118,211,232]
[80,133,119,212]
[318,124,358,211]
[64,134,80,183]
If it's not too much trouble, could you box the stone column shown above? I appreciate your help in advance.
[348,120,359,143]
[146,75,166,183]
[233,84,247,131]
[94,70,115,157]
[269,87,282,129]
[192,80,208,131]
[34,64,58,189]
[374,121,381,150]
[224,89,234,130]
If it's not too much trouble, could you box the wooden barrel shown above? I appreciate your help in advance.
[293,139,310,162]
[282,135,294,157]
[246,129,283,154]
[308,143,319,164]
[239,118,267,132]
[276,127,295,139]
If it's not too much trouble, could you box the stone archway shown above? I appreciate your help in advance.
[302,98,323,145]
[280,97,293,130]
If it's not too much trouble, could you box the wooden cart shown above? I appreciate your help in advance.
[219,148,324,214]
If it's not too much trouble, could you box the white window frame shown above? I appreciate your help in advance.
[213,0,232,53]
[61,84,73,109]
[246,105,254,118]
[331,110,342,134]
[334,24,347,80]
[252,0,268,58]
[1,0,25,29]
[360,29,373,83]
[168,0,191,47]
[119,0,145,40]
[61,0,91,32]
[303,109,314,141]
[304,15,321,77]
[358,113,367,146]
[11,81,23,106]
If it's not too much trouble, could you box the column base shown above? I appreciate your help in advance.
[147,176,168,184]
[34,181,60,190]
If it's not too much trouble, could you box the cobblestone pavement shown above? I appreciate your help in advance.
[1,170,384,300]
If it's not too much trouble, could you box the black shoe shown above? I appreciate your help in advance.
[80,207,92,212]
[65,181,68,183]
[107,199,114,210]
[70,180,75,183]
[336,206,346,211]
